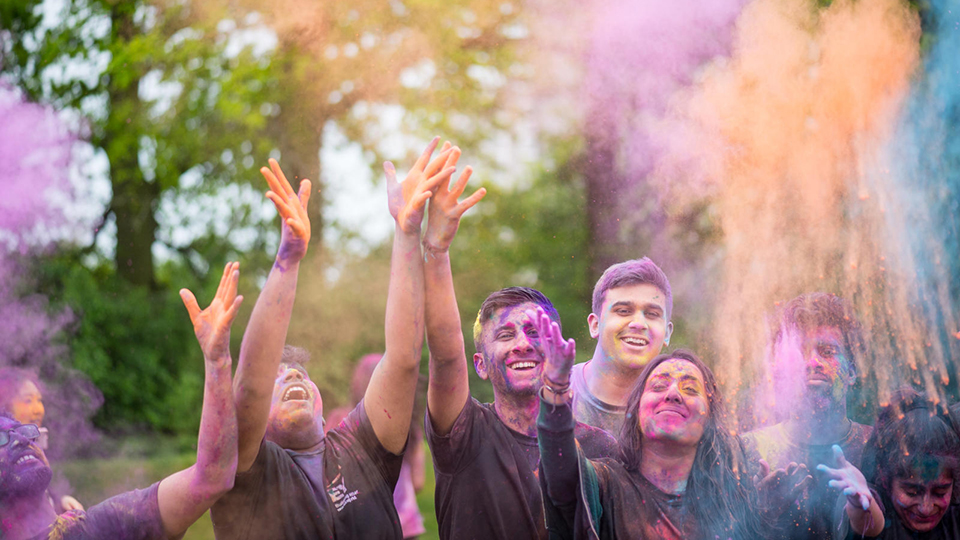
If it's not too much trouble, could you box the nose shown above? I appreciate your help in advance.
[283,369,304,383]
[918,494,937,515]
[663,382,683,403]
[628,311,650,330]
[513,331,535,354]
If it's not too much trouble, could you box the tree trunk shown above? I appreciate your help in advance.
[105,3,157,289]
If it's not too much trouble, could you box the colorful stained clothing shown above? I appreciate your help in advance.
[426,396,619,540]
[28,482,163,540]
[569,362,626,436]
[538,398,706,540]
[210,401,404,540]
[742,420,873,540]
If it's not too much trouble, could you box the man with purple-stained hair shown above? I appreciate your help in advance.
[0,261,244,540]
[422,144,618,540]
[741,292,872,540]
[210,141,454,540]
[569,257,675,434]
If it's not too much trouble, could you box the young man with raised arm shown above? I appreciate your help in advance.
[210,141,454,540]
[570,258,675,434]
[0,262,243,540]
[742,292,873,540]
[422,145,618,540]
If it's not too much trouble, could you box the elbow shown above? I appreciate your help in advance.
[193,460,237,501]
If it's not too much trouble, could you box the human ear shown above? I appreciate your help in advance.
[588,313,600,339]
[473,352,489,380]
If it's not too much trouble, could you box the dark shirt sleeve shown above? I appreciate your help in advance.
[538,394,581,510]
[66,482,166,540]
[339,400,405,490]
[425,397,480,474]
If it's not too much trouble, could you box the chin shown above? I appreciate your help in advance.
[0,465,53,502]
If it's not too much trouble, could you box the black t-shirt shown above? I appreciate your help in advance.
[742,421,873,540]
[29,482,164,540]
[210,401,404,540]
[427,397,619,540]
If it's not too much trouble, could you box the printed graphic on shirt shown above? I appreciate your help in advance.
[326,472,359,512]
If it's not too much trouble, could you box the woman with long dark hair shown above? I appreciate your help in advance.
[532,307,763,539]
[822,390,960,538]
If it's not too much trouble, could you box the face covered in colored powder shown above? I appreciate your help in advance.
[266,362,324,449]
[0,416,51,503]
[474,302,545,398]
[589,283,673,371]
[890,466,954,532]
[9,380,44,427]
[638,358,709,447]
[774,325,855,406]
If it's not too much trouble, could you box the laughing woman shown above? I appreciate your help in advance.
[530,307,763,540]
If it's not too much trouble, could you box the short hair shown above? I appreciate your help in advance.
[774,292,864,372]
[280,345,311,378]
[861,390,960,505]
[473,287,560,353]
[591,258,672,319]
[0,367,42,411]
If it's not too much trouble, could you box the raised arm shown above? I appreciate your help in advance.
[364,138,456,454]
[422,143,486,435]
[531,306,582,511]
[233,160,311,472]
[818,445,884,537]
[158,262,243,538]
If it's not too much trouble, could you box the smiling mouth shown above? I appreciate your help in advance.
[656,408,687,418]
[621,336,649,347]
[282,384,309,402]
[15,454,39,466]
[508,361,539,371]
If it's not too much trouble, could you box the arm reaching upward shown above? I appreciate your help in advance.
[234,160,312,472]
[422,143,486,435]
[158,262,243,538]
[818,445,884,537]
[365,137,457,454]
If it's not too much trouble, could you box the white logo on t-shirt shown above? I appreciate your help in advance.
[326,473,360,512]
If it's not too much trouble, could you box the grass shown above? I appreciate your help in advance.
[58,437,440,540]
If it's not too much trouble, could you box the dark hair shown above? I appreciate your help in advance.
[774,292,864,375]
[0,367,43,412]
[472,287,560,353]
[592,257,672,319]
[618,349,762,539]
[861,389,960,505]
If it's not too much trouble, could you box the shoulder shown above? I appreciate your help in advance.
[574,421,620,459]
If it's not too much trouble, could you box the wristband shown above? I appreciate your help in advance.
[422,239,449,261]
[542,377,571,396]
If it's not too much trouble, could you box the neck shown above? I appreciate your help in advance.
[1,495,57,540]
[786,397,850,444]
[493,390,540,437]
[640,439,697,495]
[583,353,641,407]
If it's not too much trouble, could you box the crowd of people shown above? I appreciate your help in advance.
[0,138,957,539]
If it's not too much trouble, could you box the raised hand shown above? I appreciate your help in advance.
[755,460,813,516]
[261,159,312,265]
[818,445,873,511]
[526,306,576,389]
[423,141,486,254]
[385,137,457,235]
[180,262,244,361]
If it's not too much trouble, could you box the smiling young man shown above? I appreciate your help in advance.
[421,146,617,540]
[0,261,243,540]
[742,292,873,540]
[210,142,453,540]
[570,257,674,434]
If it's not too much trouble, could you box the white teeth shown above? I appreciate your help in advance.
[510,362,537,370]
[16,455,37,465]
[283,385,309,401]
[622,337,648,346]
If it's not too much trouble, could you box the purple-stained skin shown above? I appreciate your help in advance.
[771,325,854,410]
[638,359,709,445]
[891,469,954,532]
[265,363,324,450]
[475,302,545,398]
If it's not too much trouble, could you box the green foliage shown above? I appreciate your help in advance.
[30,251,237,435]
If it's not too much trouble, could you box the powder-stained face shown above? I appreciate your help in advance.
[10,381,44,427]
[890,468,953,533]
[474,302,545,398]
[775,325,854,404]
[638,359,708,447]
[266,363,324,449]
[589,284,673,371]
[0,416,51,502]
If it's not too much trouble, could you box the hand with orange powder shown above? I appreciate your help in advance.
[261,158,311,269]
[385,136,457,236]
[421,141,486,256]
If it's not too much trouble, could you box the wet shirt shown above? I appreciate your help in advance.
[210,401,404,540]
[742,421,873,540]
[570,363,626,436]
[29,482,163,540]
[427,397,619,540]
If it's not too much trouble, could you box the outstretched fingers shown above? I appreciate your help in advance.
[412,136,441,174]
[179,289,201,324]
